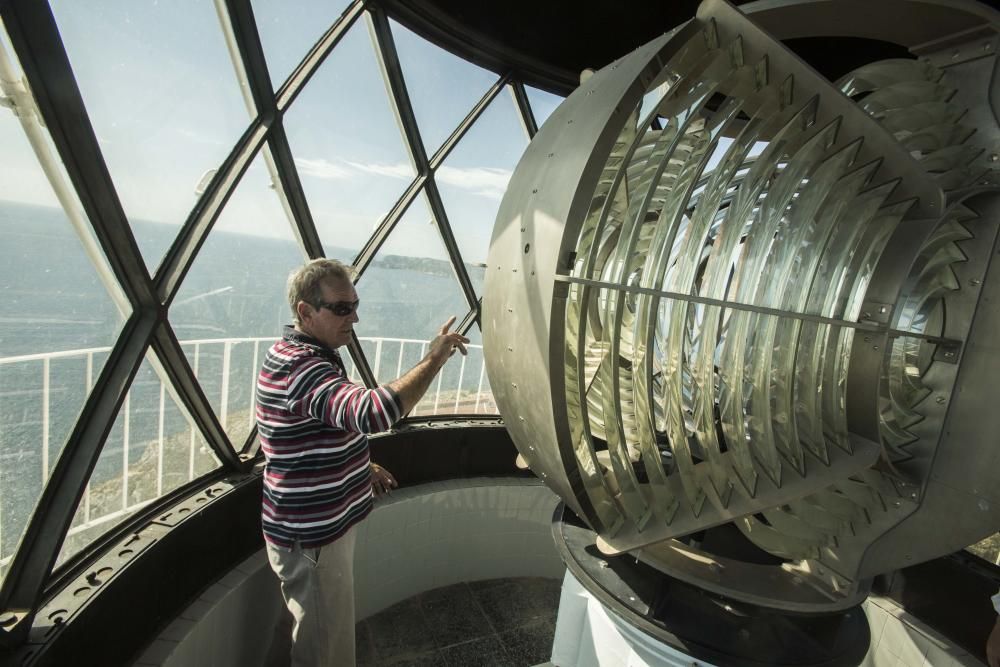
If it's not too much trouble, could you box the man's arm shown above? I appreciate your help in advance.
[387,316,469,415]
[988,591,1000,667]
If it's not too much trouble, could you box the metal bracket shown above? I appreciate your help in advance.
[859,301,893,325]
[933,340,963,364]
[0,609,30,647]
[919,30,999,69]
[151,483,233,528]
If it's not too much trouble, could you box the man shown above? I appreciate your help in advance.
[256,258,469,666]
[989,589,1000,667]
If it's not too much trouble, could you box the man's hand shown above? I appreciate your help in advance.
[371,463,397,496]
[987,616,1000,667]
[428,316,469,366]
[386,316,471,415]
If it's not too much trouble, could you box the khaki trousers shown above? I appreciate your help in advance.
[266,527,357,667]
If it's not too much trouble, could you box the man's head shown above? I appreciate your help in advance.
[287,259,360,349]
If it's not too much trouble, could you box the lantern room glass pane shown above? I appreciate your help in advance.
[55,351,221,570]
[0,23,129,585]
[172,151,306,450]
[283,21,416,263]
[251,0,354,88]
[49,0,251,270]
[388,18,499,156]
[436,90,525,297]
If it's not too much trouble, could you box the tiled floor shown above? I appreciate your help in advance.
[356,577,560,667]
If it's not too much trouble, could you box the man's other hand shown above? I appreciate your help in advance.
[371,463,397,496]
[987,615,1000,667]
[429,316,469,364]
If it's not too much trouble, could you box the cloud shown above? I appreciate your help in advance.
[345,160,413,180]
[436,166,512,200]
[294,158,352,181]
[294,158,512,201]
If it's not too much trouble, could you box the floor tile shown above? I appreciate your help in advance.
[368,597,438,662]
[474,579,559,633]
[383,650,450,667]
[467,577,514,592]
[499,618,555,666]
[440,635,516,667]
[355,620,376,667]
[420,583,494,648]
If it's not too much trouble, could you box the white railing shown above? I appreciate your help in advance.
[0,335,495,572]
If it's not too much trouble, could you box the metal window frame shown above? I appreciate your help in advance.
[0,0,536,642]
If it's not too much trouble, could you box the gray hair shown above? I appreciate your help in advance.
[287,258,355,325]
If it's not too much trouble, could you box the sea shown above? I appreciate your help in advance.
[0,199,491,562]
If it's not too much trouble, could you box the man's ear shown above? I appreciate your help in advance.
[295,300,313,323]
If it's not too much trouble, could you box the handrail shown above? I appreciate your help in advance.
[0,334,496,573]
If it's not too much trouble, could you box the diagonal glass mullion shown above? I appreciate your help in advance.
[275,0,365,112]
[154,122,270,304]
[365,6,477,315]
[216,0,328,261]
[0,310,155,641]
[428,73,510,171]
[509,81,539,141]
[352,70,509,276]
[149,324,243,471]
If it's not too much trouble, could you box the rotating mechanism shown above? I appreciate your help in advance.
[483,0,1000,614]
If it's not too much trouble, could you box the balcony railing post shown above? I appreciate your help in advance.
[189,343,200,480]
[220,341,232,430]
[432,372,444,415]
[454,354,467,412]
[0,334,494,567]
[157,382,165,497]
[250,340,260,407]
[122,392,131,512]
[41,358,50,484]
[475,354,486,413]
[373,339,383,381]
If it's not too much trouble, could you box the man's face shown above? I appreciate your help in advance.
[297,278,360,349]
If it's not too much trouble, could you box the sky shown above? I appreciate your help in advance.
[0,0,565,274]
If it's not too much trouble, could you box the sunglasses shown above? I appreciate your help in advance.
[315,299,360,317]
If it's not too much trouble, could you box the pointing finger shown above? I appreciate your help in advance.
[439,315,457,335]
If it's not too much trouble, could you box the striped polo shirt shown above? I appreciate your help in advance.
[256,327,403,548]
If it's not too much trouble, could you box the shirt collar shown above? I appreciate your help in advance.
[282,326,344,364]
